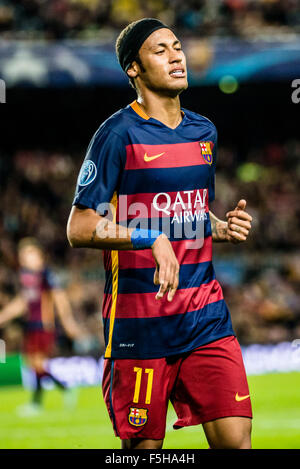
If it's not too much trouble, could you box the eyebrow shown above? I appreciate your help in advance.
[151,40,181,49]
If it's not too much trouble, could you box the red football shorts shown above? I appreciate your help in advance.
[102,335,252,440]
[24,330,55,356]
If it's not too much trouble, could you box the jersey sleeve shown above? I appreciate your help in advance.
[43,269,62,290]
[72,126,126,212]
[208,129,218,203]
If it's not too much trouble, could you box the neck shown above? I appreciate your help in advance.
[136,90,182,129]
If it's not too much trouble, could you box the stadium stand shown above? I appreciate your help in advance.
[0,0,299,40]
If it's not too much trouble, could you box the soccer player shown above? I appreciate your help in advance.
[0,237,85,413]
[67,19,253,449]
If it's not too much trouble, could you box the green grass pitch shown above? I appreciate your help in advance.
[0,372,299,449]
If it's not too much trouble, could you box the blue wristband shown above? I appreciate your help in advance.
[130,229,163,250]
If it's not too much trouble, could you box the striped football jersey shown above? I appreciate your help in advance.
[73,101,234,359]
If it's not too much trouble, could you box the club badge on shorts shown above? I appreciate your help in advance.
[199,141,213,165]
[128,407,148,427]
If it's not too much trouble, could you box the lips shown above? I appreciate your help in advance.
[169,68,185,77]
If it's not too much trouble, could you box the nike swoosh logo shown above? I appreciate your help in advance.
[235,393,250,402]
[144,152,165,162]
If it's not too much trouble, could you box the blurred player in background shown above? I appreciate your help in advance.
[67,19,253,449]
[0,237,87,414]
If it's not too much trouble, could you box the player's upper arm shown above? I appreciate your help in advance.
[51,288,68,308]
[72,125,126,212]
[68,125,125,247]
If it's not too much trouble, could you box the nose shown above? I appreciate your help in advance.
[169,48,183,64]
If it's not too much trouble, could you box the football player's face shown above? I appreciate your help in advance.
[19,246,44,271]
[134,28,188,96]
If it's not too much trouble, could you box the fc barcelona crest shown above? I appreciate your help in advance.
[199,141,213,165]
[128,407,148,427]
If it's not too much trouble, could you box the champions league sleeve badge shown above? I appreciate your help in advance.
[199,141,213,165]
[78,159,97,186]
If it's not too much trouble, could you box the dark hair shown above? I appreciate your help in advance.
[116,21,146,90]
[115,20,140,59]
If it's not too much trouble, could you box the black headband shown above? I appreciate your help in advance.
[117,18,170,73]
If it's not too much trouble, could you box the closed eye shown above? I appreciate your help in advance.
[155,48,182,54]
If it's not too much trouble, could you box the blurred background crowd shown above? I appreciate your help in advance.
[0,137,299,354]
[0,0,299,41]
[0,0,299,361]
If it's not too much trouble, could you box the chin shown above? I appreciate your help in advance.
[169,76,188,91]
[167,81,188,97]
[152,80,188,97]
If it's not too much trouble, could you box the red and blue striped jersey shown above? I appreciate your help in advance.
[19,267,61,331]
[73,100,234,359]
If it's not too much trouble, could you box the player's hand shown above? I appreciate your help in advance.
[225,199,253,243]
[152,234,180,302]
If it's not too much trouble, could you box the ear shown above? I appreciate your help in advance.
[127,62,139,79]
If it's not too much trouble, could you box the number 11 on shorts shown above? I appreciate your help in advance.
[133,367,154,404]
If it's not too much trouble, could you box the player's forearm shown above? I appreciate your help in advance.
[0,296,26,326]
[67,206,134,250]
[209,211,228,242]
[52,290,81,339]
[55,301,83,339]
[0,310,12,327]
